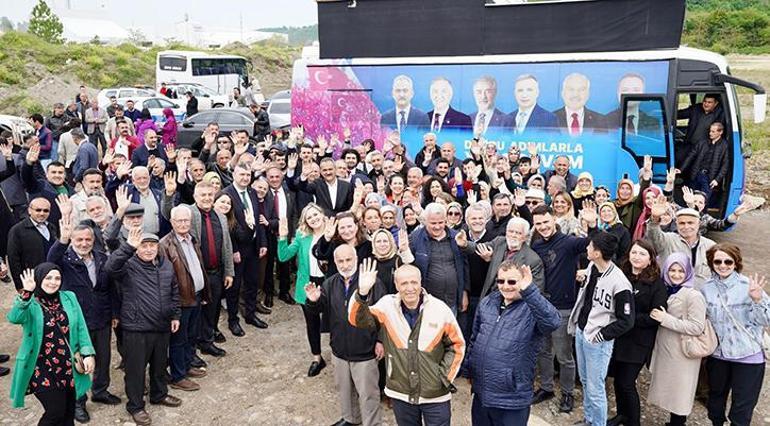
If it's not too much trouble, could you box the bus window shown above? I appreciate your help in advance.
[620,96,669,181]
[192,58,247,77]
[159,56,187,72]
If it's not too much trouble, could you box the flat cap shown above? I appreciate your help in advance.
[124,203,145,216]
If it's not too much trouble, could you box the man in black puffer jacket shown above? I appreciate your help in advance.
[104,229,182,426]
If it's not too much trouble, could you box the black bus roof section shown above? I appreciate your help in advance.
[317,0,686,59]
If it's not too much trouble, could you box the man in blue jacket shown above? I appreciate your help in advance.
[464,261,560,425]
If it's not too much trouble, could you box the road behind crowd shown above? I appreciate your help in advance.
[0,211,768,425]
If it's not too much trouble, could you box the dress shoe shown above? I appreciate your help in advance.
[0,366,9,377]
[214,330,226,343]
[91,391,121,405]
[607,414,626,426]
[199,343,226,357]
[264,294,274,308]
[255,301,272,315]
[190,354,207,369]
[130,409,152,426]
[330,419,361,426]
[74,401,90,423]
[0,354,10,363]
[278,293,296,305]
[151,394,183,406]
[187,367,208,378]
[559,392,575,413]
[531,388,555,405]
[245,316,268,329]
[229,322,245,337]
[308,358,327,377]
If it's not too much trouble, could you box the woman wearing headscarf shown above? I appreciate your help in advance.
[7,264,96,425]
[598,202,631,260]
[134,108,158,145]
[647,252,707,426]
[631,185,662,241]
[570,172,596,216]
[615,157,652,230]
[161,108,177,146]
[370,228,414,294]
[201,172,222,193]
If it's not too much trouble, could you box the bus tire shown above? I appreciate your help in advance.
[213,103,224,108]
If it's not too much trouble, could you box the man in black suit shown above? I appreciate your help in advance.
[7,197,58,289]
[605,73,662,135]
[380,75,430,134]
[553,73,608,136]
[263,165,298,307]
[509,74,558,135]
[297,157,353,216]
[470,76,509,137]
[426,77,472,133]
[222,162,268,334]
[676,93,725,166]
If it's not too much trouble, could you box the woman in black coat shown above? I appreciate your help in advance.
[312,211,372,279]
[608,239,668,426]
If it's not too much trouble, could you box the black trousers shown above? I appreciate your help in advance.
[122,331,170,414]
[77,326,112,403]
[301,303,322,356]
[265,237,291,296]
[612,360,645,426]
[35,388,76,426]
[706,357,764,426]
[200,269,224,344]
[230,249,260,321]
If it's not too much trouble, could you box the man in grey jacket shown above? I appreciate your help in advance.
[162,176,234,356]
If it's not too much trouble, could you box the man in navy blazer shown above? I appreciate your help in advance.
[426,77,472,133]
[553,73,608,136]
[131,129,168,167]
[509,74,558,135]
[469,76,509,137]
[380,75,430,134]
[222,162,268,332]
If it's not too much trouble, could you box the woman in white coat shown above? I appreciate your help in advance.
[647,252,707,426]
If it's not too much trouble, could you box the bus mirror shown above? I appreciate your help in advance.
[183,121,194,128]
[754,93,767,123]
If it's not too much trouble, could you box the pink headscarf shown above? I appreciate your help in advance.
[632,185,662,240]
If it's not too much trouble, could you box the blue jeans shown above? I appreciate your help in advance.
[575,329,613,426]
[691,171,713,204]
[169,303,201,382]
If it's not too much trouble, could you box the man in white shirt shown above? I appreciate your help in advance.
[509,74,558,135]
[553,73,608,136]
[380,75,429,133]
[426,77,472,133]
[469,76,508,136]
[605,73,661,136]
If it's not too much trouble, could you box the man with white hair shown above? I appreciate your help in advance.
[553,73,608,136]
[426,77,472,133]
[380,74,430,133]
[107,165,169,237]
[409,202,469,314]
[470,76,508,136]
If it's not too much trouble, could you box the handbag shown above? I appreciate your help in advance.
[717,291,770,361]
[681,318,718,359]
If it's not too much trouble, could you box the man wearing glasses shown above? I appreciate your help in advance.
[6,197,58,289]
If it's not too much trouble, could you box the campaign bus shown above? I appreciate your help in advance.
[292,0,766,218]
[156,50,252,97]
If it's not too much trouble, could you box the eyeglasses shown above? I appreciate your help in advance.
[447,211,461,217]
[525,200,541,206]
[713,259,735,266]
[496,279,518,286]
[32,208,50,213]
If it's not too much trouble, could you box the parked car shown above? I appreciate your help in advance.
[267,90,291,131]
[0,114,34,144]
[162,83,229,110]
[97,87,157,106]
[119,97,186,125]
[176,108,256,151]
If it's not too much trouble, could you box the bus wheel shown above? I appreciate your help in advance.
[213,103,224,108]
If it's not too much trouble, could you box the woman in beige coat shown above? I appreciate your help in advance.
[647,252,707,426]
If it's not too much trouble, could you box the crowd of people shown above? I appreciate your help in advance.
[0,87,767,426]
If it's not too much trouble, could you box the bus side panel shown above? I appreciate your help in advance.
[291,59,671,194]
[728,129,744,216]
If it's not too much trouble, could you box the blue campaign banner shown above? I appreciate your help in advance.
[293,59,671,190]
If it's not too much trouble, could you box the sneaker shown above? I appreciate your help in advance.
[532,388,555,405]
[559,392,575,413]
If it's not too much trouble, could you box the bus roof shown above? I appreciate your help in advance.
[157,50,247,60]
[300,46,729,73]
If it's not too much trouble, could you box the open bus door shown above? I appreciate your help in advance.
[619,95,671,186]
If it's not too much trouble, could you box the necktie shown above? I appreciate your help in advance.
[570,113,580,136]
[202,211,218,269]
[273,189,280,215]
[37,223,50,241]
[477,112,486,134]
[399,111,406,131]
[432,113,441,132]
[627,115,637,135]
[240,190,250,211]
[517,111,527,134]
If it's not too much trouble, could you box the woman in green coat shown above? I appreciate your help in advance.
[277,202,329,377]
[7,263,95,425]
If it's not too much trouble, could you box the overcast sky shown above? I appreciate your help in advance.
[4,0,318,33]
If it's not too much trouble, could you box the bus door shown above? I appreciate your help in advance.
[619,95,671,185]
[325,88,378,136]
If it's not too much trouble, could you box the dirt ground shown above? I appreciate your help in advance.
[0,211,769,425]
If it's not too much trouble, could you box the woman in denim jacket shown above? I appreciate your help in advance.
[701,243,770,426]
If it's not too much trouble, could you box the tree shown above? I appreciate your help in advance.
[28,0,63,44]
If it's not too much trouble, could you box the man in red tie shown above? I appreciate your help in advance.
[553,73,608,136]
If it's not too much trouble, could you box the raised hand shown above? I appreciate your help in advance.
[264,134,274,146]
[454,229,468,248]
[304,282,322,302]
[682,186,695,208]
[55,193,72,219]
[279,217,289,237]
[398,228,409,252]
[513,187,527,207]
[0,142,12,159]
[665,167,680,185]
[317,135,328,152]
[203,130,216,150]
[20,268,36,292]
[749,274,767,303]
[102,148,115,166]
[466,189,477,205]
[164,144,177,162]
[59,216,73,244]
[517,265,533,291]
[527,142,538,156]
[470,138,481,156]
[287,152,298,170]
[26,143,40,165]
[330,133,340,149]
[126,227,142,249]
[234,141,248,156]
[392,155,404,173]
[376,175,386,193]
[650,194,669,219]
[453,167,462,184]
[530,154,540,171]
[357,257,378,296]
[475,243,493,262]
[580,199,598,226]
[324,218,338,241]
[116,185,131,214]
[343,127,351,140]
[164,171,177,196]
[115,160,131,179]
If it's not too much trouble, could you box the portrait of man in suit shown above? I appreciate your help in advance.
[470,76,508,136]
[605,73,661,136]
[426,77,472,133]
[380,74,430,133]
[553,72,608,136]
[509,74,558,135]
